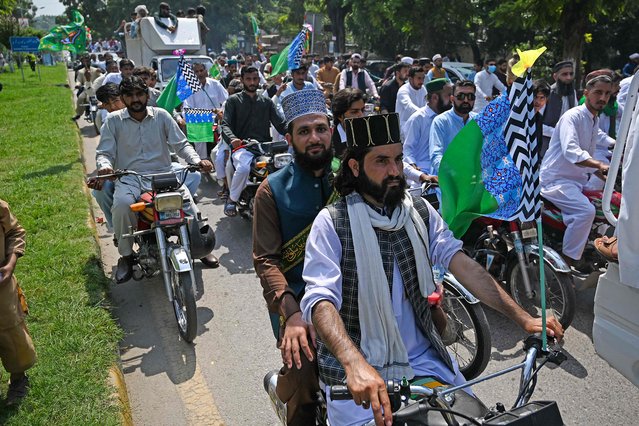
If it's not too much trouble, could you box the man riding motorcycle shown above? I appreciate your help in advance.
[540,75,614,269]
[73,54,102,121]
[220,66,287,217]
[95,76,213,283]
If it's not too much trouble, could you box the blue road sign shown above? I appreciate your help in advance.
[10,36,41,52]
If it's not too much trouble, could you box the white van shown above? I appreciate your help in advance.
[593,73,639,388]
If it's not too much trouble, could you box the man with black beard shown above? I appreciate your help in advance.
[253,89,336,425]
[540,61,578,159]
[300,113,563,426]
[429,80,477,175]
[403,78,451,181]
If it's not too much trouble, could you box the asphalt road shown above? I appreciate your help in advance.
[77,113,638,425]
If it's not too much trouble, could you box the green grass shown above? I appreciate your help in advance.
[0,64,123,424]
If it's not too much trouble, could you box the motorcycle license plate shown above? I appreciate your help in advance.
[521,227,537,239]
[159,210,181,220]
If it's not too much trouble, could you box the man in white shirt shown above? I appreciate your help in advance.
[541,61,579,158]
[396,66,427,136]
[473,58,506,112]
[403,78,451,180]
[540,75,614,267]
[176,62,228,161]
[101,58,134,87]
[338,53,378,97]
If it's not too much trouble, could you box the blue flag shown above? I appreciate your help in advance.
[156,56,201,114]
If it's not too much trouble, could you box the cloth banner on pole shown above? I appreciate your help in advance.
[184,108,215,142]
[156,56,202,114]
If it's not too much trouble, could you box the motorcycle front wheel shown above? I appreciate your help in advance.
[508,259,576,329]
[170,269,197,343]
[442,280,492,380]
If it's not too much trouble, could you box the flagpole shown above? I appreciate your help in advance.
[536,205,547,351]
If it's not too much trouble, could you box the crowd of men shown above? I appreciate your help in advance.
[74,40,639,424]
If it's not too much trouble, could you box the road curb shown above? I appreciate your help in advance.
[109,364,133,426]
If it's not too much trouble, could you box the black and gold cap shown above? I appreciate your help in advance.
[344,113,401,151]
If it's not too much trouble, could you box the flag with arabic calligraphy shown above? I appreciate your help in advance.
[38,10,87,54]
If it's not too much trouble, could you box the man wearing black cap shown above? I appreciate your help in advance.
[541,60,578,159]
[300,113,563,426]
[253,89,335,424]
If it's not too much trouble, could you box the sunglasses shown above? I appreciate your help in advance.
[455,93,476,101]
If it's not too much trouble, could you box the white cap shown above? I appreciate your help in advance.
[432,54,442,61]
[400,56,413,65]
[134,4,148,14]
[351,53,362,60]
[630,53,639,60]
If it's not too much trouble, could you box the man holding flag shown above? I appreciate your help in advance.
[176,61,228,162]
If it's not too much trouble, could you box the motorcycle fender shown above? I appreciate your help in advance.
[443,273,480,304]
[522,244,571,273]
[168,246,192,273]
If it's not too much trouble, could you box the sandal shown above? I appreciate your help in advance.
[594,236,618,262]
[217,187,229,200]
[224,201,237,217]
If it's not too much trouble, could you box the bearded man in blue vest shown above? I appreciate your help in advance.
[300,113,564,426]
[253,89,335,425]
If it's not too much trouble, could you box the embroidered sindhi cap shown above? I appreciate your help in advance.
[344,113,401,151]
[281,89,327,126]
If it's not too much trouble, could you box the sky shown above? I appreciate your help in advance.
[33,0,66,16]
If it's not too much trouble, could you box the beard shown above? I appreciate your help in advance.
[358,168,407,209]
[294,143,333,172]
[437,96,452,113]
[454,101,473,114]
[126,102,146,113]
[557,80,574,97]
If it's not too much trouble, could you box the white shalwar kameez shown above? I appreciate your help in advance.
[540,104,614,259]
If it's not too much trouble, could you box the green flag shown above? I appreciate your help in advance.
[156,75,181,114]
[250,15,260,38]
[269,45,290,76]
[38,10,87,54]
[440,94,522,238]
[209,62,221,79]
[439,121,499,238]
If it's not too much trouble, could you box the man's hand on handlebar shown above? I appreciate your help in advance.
[231,138,243,149]
[198,160,213,173]
[279,312,316,370]
[88,167,115,190]
[522,316,564,342]
[346,362,393,426]
[419,173,438,184]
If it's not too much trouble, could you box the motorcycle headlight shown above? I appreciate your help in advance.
[155,193,183,212]
[274,153,293,169]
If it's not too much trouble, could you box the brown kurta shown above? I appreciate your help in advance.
[0,199,36,373]
[252,180,301,321]
[0,199,26,330]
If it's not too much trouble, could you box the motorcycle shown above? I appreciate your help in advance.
[225,139,292,220]
[541,188,621,275]
[91,165,214,343]
[81,94,100,135]
[465,217,576,329]
[265,334,565,425]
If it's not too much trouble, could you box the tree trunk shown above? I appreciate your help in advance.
[560,1,588,86]
[327,1,350,54]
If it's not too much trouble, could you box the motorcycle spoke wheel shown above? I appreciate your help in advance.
[171,269,198,343]
[442,282,492,380]
[509,260,576,329]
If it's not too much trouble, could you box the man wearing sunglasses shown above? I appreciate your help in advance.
[429,80,477,175]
